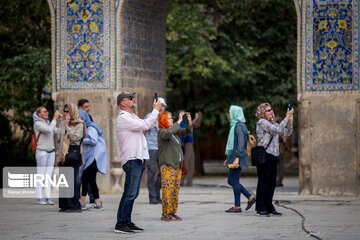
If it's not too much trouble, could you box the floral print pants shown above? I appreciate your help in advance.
[161,164,182,214]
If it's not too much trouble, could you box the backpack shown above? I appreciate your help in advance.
[31,132,41,153]
[238,123,257,158]
[246,131,257,158]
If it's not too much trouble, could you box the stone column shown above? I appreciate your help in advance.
[50,0,172,192]
[297,0,360,195]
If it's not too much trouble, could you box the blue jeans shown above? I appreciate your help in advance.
[116,159,145,225]
[77,169,94,201]
[228,167,251,207]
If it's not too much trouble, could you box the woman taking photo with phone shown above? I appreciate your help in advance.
[58,103,86,213]
[158,111,192,221]
[255,103,294,216]
[33,106,61,205]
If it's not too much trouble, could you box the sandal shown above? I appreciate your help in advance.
[171,213,182,221]
[161,213,176,222]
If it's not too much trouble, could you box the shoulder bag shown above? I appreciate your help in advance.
[251,134,274,166]
[31,132,41,153]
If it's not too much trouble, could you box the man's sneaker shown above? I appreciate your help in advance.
[149,199,160,204]
[36,200,47,205]
[46,199,54,205]
[128,222,143,232]
[87,201,103,210]
[256,211,270,217]
[270,211,282,216]
[80,203,87,210]
[114,223,134,234]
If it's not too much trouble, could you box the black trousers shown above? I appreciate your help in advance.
[59,146,81,210]
[81,160,99,199]
[255,152,278,213]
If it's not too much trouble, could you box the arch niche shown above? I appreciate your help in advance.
[48,0,360,195]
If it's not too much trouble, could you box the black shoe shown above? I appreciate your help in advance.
[114,223,134,234]
[65,208,82,213]
[270,211,282,216]
[246,197,256,211]
[128,222,143,232]
[149,199,160,204]
[276,183,284,187]
[256,211,270,217]
[58,208,66,212]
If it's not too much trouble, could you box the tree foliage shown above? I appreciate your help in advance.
[0,0,52,164]
[166,0,297,137]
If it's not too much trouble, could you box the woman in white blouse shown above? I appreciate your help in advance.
[254,103,294,216]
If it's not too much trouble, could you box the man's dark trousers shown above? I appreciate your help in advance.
[147,150,161,203]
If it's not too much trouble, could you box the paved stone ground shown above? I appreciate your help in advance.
[1,176,359,240]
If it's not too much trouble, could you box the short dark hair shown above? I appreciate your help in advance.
[78,99,89,107]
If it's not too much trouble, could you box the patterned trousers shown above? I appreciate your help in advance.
[161,164,182,214]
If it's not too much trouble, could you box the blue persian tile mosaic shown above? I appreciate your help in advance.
[305,0,359,91]
[60,0,110,89]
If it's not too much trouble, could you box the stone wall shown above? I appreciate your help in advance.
[297,0,360,196]
[49,0,172,192]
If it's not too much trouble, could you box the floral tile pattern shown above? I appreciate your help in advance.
[60,0,110,89]
[305,0,359,91]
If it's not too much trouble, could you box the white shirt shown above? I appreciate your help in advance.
[115,109,159,165]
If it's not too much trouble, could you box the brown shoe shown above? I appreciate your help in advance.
[161,213,176,222]
[246,196,256,211]
[171,213,182,221]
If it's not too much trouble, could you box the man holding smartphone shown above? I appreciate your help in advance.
[114,92,162,234]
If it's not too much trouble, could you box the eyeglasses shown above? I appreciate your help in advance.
[265,109,273,112]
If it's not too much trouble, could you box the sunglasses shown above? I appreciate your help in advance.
[64,110,69,113]
[126,96,134,101]
[265,109,273,112]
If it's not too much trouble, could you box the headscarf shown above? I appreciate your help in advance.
[78,109,103,135]
[158,112,169,129]
[61,103,86,163]
[33,111,50,125]
[67,103,84,126]
[255,102,274,123]
[225,105,246,155]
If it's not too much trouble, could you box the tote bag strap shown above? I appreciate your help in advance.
[265,134,275,150]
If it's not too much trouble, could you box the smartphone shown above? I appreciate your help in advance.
[154,93,158,102]
[288,104,292,111]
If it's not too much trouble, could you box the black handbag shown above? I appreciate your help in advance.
[251,135,274,166]
[65,145,82,165]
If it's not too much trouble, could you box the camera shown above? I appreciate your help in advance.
[288,104,292,111]
[182,113,189,125]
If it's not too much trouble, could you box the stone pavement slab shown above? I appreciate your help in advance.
[1,177,359,240]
